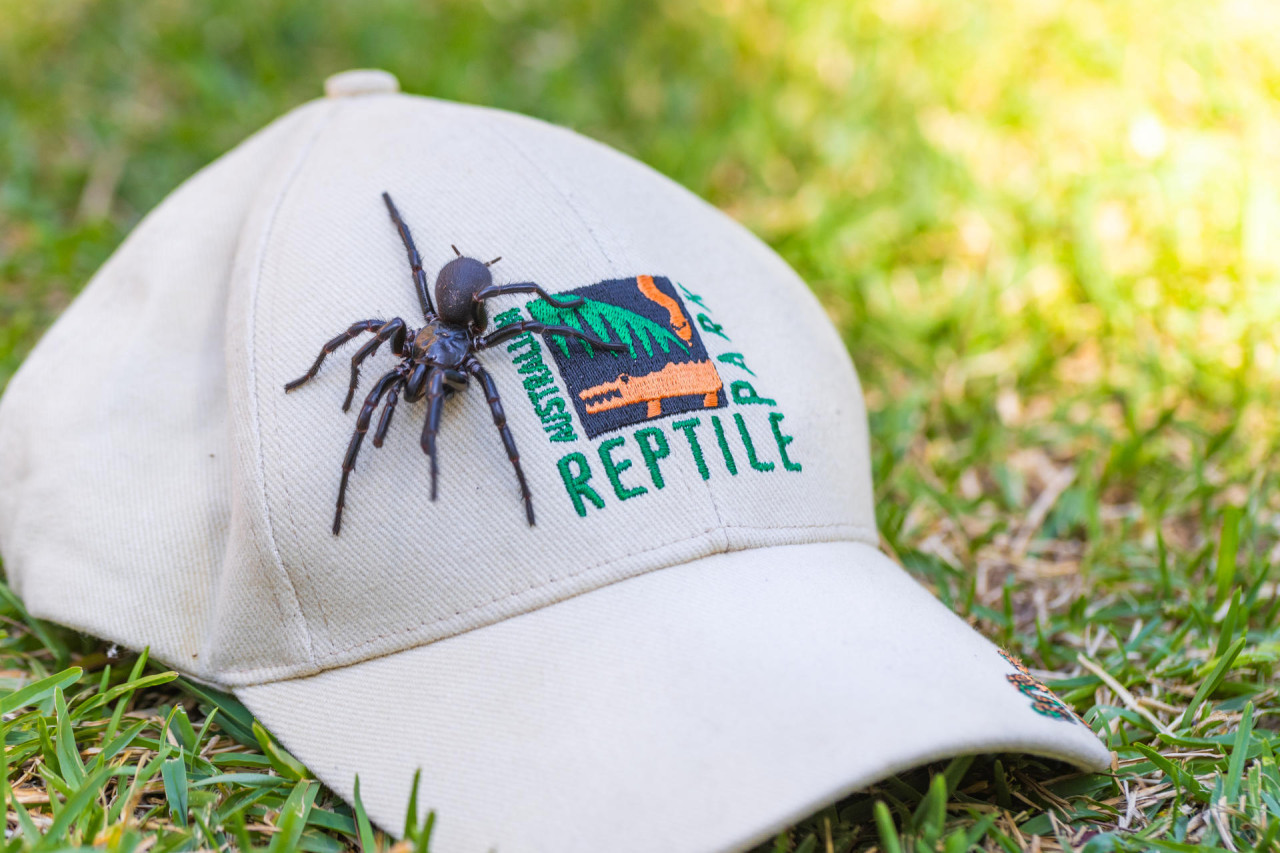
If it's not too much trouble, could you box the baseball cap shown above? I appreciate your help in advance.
[0,69,1111,851]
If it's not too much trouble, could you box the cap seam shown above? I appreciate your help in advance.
[480,115,623,270]
[212,522,878,687]
[242,99,344,670]
[263,115,349,650]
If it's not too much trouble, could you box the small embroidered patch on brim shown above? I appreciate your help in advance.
[998,648,1080,723]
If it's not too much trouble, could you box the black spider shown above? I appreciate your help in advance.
[284,192,626,534]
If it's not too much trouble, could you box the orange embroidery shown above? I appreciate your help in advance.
[579,360,723,418]
[637,274,692,343]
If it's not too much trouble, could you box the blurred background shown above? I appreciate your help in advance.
[2,0,1278,847]
[3,0,1276,477]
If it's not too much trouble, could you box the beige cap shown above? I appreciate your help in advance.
[0,70,1110,851]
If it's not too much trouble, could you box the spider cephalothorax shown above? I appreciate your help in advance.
[284,191,626,534]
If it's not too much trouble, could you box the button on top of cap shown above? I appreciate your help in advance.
[324,69,400,98]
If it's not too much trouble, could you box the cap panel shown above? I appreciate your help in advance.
[208,99,346,677]
[0,101,326,676]
[242,95,727,672]
[237,541,1110,853]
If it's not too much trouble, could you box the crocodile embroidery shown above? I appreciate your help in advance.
[579,359,723,418]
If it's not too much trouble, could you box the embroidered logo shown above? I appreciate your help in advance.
[492,275,802,517]
[998,649,1079,723]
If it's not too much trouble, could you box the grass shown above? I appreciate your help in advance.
[1,0,1278,849]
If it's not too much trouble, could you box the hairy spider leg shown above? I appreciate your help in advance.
[284,319,384,392]
[472,282,585,310]
[420,368,447,501]
[382,192,436,319]
[467,358,534,526]
[342,317,408,412]
[473,321,631,353]
[334,367,404,535]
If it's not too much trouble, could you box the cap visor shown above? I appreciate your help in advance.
[236,541,1110,852]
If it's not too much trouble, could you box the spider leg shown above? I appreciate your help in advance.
[419,367,447,501]
[372,367,409,448]
[334,368,402,535]
[284,319,383,392]
[382,192,436,320]
[472,321,630,353]
[342,318,408,412]
[472,282,585,310]
[466,358,534,526]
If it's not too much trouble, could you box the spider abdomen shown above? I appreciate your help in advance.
[435,256,492,326]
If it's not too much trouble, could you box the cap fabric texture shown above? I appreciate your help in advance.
[0,71,1111,852]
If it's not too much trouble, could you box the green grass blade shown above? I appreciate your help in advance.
[161,749,189,828]
[192,772,287,788]
[352,775,379,853]
[1224,701,1254,804]
[873,800,903,853]
[266,779,320,853]
[94,719,149,768]
[193,707,220,754]
[103,649,151,744]
[0,668,82,716]
[913,773,948,844]
[403,768,422,842]
[36,763,121,850]
[1213,505,1241,606]
[78,671,178,718]
[1178,636,1247,730]
[52,687,86,785]
[1,720,42,844]
[168,705,198,753]
[1213,588,1242,659]
[252,720,311,781]
[416,810,436,853]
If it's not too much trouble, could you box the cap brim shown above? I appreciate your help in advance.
[236,541,1110,852]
